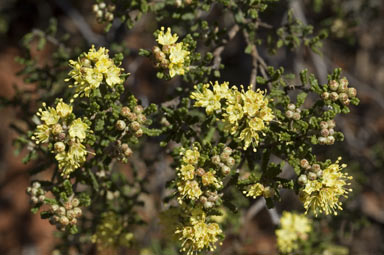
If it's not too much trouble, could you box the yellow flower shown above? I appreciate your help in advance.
[177,180,202,202]
[243,183,264,198]
[276,212,312,254]
[157,27,179,46]
[191,82,274,151]
[34,124,50,144]
[169,42,189,64]
[92,211,133,252]
[55,100,72,118]
[69,118,89,141]
[175,210,222,255]
[182,147,200,165]
[56,142,87,177]
[180,164,195,180]
[67,45,123,97]
[201,171,221,188]
[300,159,352,216]
[39,105,60,125]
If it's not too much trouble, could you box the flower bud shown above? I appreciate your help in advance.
[347,87,357,98]
[130,121,141,131]
[212,155,221,165]
[69,218,77,225]
[311,164,321,173]
[98,2,106,9]
[298,174,308,185]
[326,136,335,145]
[221,165,230,175]
[31,196,38,204]
[327,120,336,129]
[38,195,45,202]
[292,112,301,120]
[73,207,82,217]
[66,210,75,219]
[316,170,323,178]
[52,124,63,135]
[127,112,137,122]
[300,159,309,169]
[123,146,133,157]
[223,147,232,155]
[321,92,329,100]
[51,204,59,212]
[134,105,144,114]
[341,98,350,105]
[92,4,99,12]
[32,182,41,189]
[203,201,214,209]
[226,157,235,167]
[59,216,69,226]
[196,168,205,177]
[320,129,329,137]
[285,110,293,118]
[58,207,66,216]
[116,120,126,131]
[57,132,66,141]
[339,77,348,88]
[339,93,348,102]
[318,137,327,145]
[137,114,147,124]
[330,92,339,101]
[135,129,143,137]
[120,106,131,117]
[105,12,114,22]
[71,198,80,207]
[54,142,66,152]
[319,121,328,129]
[295,108,301,114]
[96,10,103,18]
[329,80,339,91]
[328,128,335,136]
[287,103,296,111]
[308,172,317,181]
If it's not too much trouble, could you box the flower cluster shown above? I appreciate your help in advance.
[175,209,222,255]
[93,2,115,22]
[243,183,275,199]
[66,45,123,97]
[153,27,190,77]
[48,197,82,231]
[276,211,312,254]
[176,146,233,205]
[322,77,357,105]
[172,145,236,254]
[32,99,90,177]
[285,103,301,120]
[298,158,352,216]
[26,182,46,205]
[116,104,148,163]
[191,81,274,151]
[91,211,133,252]
[318,120,336,145]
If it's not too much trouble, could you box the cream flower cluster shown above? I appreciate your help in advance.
[91,211,133,252]
[66,45,123,97]
[191,81,274,151]
[175,209,222,255]
[299,158,352,216]
[243,182,275,199]
[153,27,190,77]
[32,99,89,177]
[276,211,312,254]
[176,147,223,203]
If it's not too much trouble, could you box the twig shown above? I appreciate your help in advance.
[54,0,105,45]
[211,25,240,70]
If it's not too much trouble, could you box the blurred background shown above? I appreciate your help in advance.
[0,0,384,254]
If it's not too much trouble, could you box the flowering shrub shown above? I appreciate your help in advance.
[3,0,363,254]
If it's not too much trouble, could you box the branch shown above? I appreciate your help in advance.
[211,24,240,70]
